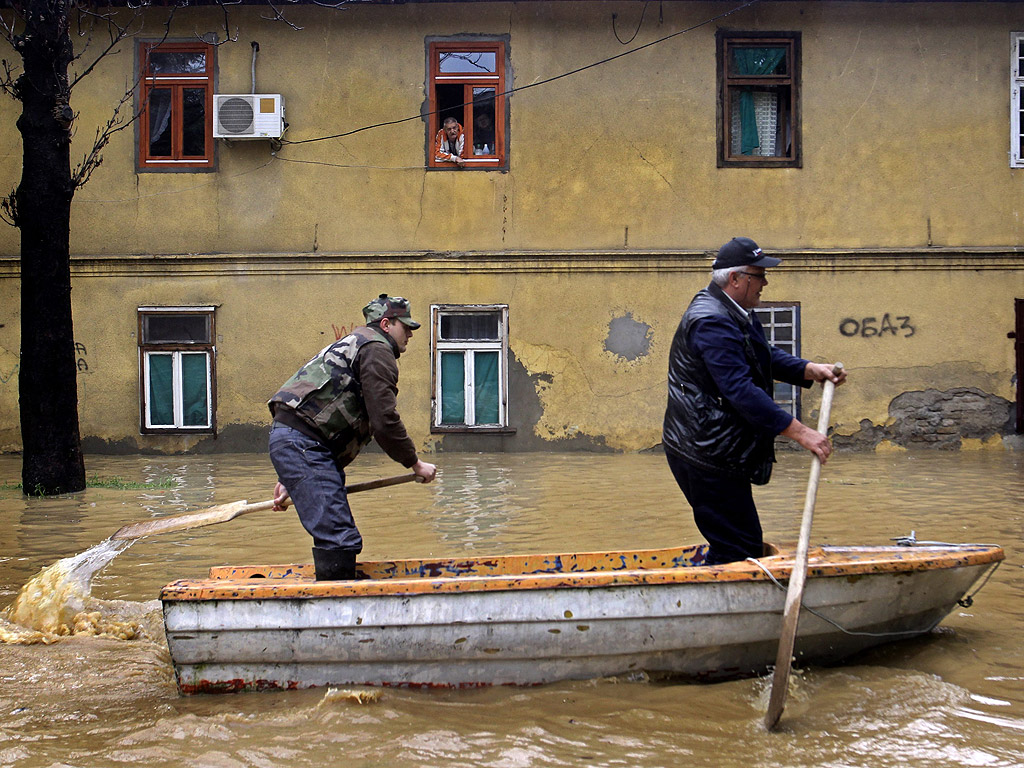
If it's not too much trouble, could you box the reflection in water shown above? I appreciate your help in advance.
[0,450,1021,767]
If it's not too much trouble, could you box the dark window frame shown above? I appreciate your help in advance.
[137,40,215,172]
[717,30,801,168]
[138,306,217,435]
[426,38,509,171]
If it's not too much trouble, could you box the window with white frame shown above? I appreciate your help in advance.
[138,307,216,433]
[753,302,801,419]
[431,305,509,430]
[1012,33,1024,167]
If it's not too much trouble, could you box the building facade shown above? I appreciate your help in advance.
[1,1,1022,455]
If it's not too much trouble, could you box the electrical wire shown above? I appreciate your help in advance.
[281,0,763,147]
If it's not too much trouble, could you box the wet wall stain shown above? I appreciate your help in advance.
[432,352,614,454]
[603,314,652,362]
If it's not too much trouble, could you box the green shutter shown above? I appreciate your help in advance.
[473,351,499,425]
[181,353,209,427]
[148,353,174,426]
[440,351,466,424]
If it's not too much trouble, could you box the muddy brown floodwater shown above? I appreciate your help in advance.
[0,450,1021,768]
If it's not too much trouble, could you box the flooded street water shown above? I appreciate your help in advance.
[1,449,1021,767]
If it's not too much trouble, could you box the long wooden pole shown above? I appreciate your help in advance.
[764,363,843,731]
[111,472,423,540]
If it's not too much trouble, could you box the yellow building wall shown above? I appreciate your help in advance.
[1,253,1019,455]
[2,2,1024,255]
[0,2,1022,455]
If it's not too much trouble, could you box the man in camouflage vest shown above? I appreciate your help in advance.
[268,294,437,580]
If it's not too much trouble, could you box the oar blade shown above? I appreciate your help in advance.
[111,500,253,540]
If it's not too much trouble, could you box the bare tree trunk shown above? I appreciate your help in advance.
[14,0,85,495]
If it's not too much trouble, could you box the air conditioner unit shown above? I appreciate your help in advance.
[213,94,285,139]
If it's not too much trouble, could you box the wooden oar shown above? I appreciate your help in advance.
[111,472,423,541]
[764,362,844,732]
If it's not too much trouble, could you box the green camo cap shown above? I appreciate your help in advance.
[362,294,421,329]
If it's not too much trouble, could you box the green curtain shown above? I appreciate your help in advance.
[182,353,209,426]
[440,351,466,424]
[148,354,174,426]
[732,47,785,155]
[474,351,499,425]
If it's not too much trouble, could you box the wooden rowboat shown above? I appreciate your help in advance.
[160,541,1003,694]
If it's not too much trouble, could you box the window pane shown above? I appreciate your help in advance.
[143,314,210,344]
[147,50,207,75]
[182,88,206,157]
[439,51,496,74]
[440,352,466,424]
[148,354,175,426]
[147,88,173,157]
[440,313,499,340]
[474,351,499,425]
[181,353,209,427]
[472,88,496,155]
[730,87,785,157]
[730,47,787,76]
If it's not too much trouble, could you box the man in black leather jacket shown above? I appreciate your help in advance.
[663,237,847,564]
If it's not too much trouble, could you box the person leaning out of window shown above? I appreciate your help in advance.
[434,117,466,167]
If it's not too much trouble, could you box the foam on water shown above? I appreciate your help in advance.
[0,538,138,644]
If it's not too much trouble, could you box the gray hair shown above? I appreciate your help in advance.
[711,266,744,286]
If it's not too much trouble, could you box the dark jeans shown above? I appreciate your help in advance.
[665,450,763,565]
[268,423,361,552]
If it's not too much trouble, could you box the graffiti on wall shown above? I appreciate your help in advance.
[839,314,915,338]
[0,340,17,385]
[75,342,89,372]
[331,323,357,341]
[0,342,90,383]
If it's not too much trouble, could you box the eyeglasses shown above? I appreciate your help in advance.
[737,271,768,284]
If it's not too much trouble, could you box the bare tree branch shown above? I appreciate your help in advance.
[71,82,135,189]
[260,1,304,31]
[69,1,154,90]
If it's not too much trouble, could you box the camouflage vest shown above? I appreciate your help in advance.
[268,326,389,464]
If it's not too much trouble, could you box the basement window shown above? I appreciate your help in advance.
[753,302,801,419]
[138,307,216,433]
[431,305,509,430]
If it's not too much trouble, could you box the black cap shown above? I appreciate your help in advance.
[712,237,781,269]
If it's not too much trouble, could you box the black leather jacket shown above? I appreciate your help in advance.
[663,282,782,484]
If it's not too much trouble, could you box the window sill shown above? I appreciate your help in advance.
[140,428,215,435]
[431,426,516,435]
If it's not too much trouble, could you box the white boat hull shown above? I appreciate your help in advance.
[162,544,1000,692]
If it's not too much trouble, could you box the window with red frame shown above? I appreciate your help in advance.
[138,42,214,170]
[428,41,506,169]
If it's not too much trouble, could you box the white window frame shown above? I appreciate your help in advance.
[142,350,212,429]
[753,302,801,419]
[138,306,216,434]
[1012,33,1024,167]
[430,304,509,430]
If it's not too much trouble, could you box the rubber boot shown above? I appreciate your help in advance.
[311,547,357,581]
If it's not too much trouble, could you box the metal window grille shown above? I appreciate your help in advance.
[753,304,801,419]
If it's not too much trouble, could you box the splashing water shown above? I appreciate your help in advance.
[0,538,139,644]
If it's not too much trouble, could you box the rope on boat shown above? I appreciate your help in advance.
[744,557,1002,638]
[891,530,1000,548]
